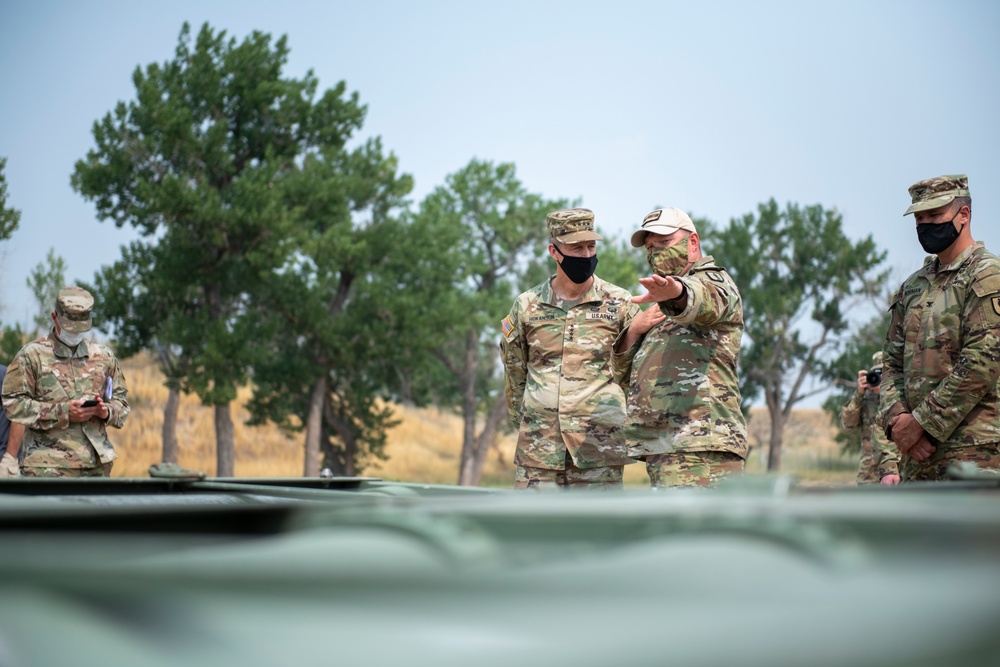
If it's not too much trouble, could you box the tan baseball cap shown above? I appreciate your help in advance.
[546,208,603,244]
[55,286,94,334]
[903,174,970,216]
[630,208,697,247]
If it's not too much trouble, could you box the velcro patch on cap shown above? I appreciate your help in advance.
[642,210,662,224]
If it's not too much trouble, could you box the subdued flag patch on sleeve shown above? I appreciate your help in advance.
[501,315,514,337]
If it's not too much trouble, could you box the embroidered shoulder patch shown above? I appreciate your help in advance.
[706,271,724,283]
[991,296,1000,317]
[501,316,514,336]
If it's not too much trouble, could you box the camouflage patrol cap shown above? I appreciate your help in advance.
[871,351,883,368]
[546,208,603,244]
[630,208,697,247]
[904,174,970,216]
[55,286,94,334]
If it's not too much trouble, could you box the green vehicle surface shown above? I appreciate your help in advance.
[1,471,999,666]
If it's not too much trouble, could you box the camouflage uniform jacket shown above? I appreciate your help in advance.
[880,242,1000,449]
[841,390,899,481]
[1,332,130,469]
[614,256,747,458]
[501,275,639,470]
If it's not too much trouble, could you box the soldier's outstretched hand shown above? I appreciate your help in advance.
[632,275,683,304]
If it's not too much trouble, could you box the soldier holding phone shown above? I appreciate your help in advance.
[1,287,129,478]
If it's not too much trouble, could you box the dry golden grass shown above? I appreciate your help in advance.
[113,355,303,478]
[113,357,857,487]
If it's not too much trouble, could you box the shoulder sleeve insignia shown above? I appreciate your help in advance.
[888,291,899,312]
[972,274,1000,298]
[501,315,515,337]
[706,271,725,283]
[991,296,1000,317]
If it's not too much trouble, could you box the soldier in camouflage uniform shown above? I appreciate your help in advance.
[840,352,900,485]
[500,208,653,490]
[0,364,25,477]
[880,175,1000,481]
[614,208,747,488]
[1,287,130,478]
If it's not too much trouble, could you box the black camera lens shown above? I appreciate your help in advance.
[866,368,882,387]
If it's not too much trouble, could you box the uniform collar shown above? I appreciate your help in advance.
[49,330,90,359]
[690,255,715,271]
[926,242,982,275]
[541,275,604,307]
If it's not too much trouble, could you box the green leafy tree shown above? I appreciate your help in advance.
[407,159,570,485]
[245,142,413,477]
[820,309,892,453]
[0,326,26,364]
[25,248,67,335]
[0,156,23,320]
[0,157,19,242]
[706,199,889,470]
[72,22,368,476]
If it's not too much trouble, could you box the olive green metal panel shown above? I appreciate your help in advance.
[1,475,998,666]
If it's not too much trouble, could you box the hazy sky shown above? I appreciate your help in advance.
[2,1,998,344]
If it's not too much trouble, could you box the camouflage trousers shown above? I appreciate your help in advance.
[515,456,623,490]
[21,462,114,478]
[856,439,879,485]
[901,442,1000,482]
[642,451,744,488]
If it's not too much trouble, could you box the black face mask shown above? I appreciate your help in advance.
[916,213,964,254]
[553,245,598,284]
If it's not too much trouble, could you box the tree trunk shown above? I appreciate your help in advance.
[766,385,785,471]
[161,386,180,463]
[461,391,508,486]
[456,327,479,486]
[303,375,326,477]
[323,395,356,477]
[214,403,235,477]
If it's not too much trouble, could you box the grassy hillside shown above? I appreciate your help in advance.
[111,356,858,486]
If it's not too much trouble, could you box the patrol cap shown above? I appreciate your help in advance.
[630,208,697,247]
[55,286,94,334]
[546,208,603,244]
[903,174,970,216]
[871,351,883,368]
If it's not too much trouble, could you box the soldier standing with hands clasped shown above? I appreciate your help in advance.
[881,175,1000,481]
[500,208,658,489]
[2,286,129,478]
